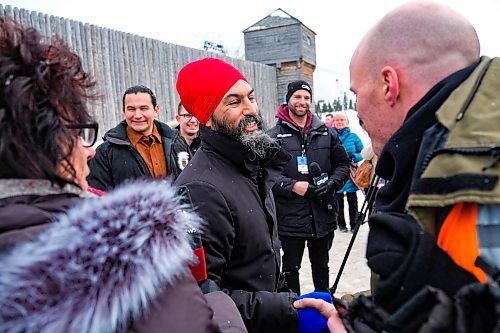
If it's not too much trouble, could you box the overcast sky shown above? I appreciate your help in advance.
[3,0,500,101]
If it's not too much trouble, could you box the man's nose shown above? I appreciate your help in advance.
[242,98,258,116]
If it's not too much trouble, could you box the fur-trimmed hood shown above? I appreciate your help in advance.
[0,179,203,333]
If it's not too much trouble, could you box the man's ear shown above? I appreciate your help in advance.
[380,66,399,107]
[154,105,160,117]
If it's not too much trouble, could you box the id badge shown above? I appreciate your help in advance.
[297,156,309,174]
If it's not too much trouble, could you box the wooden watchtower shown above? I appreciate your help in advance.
[243,8,316,108]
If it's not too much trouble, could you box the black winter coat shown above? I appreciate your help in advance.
[268,114,350,238]
[174,126,299,333]
[87,120,178,191]
[171,126,201,179]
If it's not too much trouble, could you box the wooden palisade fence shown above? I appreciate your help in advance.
[0,4,279,138]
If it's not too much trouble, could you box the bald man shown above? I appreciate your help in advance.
[298,1,500,332]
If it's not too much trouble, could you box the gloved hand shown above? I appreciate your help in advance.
[297,292,333,333]
[348,152,354,161]
[304,184,317,199]
[315,178,337,200]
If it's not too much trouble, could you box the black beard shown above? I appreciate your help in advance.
[288,103,309,118]
[211,114,279,160]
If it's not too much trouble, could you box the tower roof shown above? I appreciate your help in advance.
[243,8,316,34]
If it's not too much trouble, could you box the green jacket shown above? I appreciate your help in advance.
[407,56,500,235]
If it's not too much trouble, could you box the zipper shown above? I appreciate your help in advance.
[420,145,500,174]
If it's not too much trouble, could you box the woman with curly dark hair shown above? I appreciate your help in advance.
[0,17,243,333]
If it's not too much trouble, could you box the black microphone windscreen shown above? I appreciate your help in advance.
[309,162,321,177]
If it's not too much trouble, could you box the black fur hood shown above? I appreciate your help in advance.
[0,180,203,333]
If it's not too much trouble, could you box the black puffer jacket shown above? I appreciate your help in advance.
[87,120,178,191]
[268,110,350,238]
[0,179,222,333]
[174,126,298,333]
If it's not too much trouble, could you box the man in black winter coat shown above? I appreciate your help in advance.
[87,85,179,191]
[171,101,202,179]
[268,80,350,295]
[174,58,299,333]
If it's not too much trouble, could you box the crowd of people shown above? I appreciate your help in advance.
[1,0,499,332]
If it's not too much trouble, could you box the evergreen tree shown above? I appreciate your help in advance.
[333,99,342,111]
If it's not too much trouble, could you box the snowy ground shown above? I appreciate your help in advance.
[298,192,371,297]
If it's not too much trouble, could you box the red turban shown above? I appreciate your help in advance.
[176,58,247,125]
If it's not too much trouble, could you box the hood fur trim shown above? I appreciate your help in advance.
[0,180,202,333]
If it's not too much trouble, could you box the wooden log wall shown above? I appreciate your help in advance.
[0,4,279,137]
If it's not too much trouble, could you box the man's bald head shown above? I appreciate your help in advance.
[349,1,481,155]
[353,1,479,87]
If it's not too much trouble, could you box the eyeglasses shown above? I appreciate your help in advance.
[178,113,196,120]
[67,123,99,147]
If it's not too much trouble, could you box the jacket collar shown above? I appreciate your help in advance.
[199,125,289,180]
[0,179,90,200]
[335,127,351,141]
[105,120,175,145]
[375,61,478,213]
[276,107,325,134]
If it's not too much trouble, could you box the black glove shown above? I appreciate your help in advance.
[314,178,337,200]
[348,152,355,161]
[304,184,317,199]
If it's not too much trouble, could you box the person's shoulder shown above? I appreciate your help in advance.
[350,130,361,139]
[102,121,128,142]
[94,139,111,154]
[267,123,280,135]
[155,120,177,138]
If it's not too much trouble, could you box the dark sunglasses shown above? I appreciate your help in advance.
[67,123,99,148]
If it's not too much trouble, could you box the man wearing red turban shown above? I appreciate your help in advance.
[175,58,299,333]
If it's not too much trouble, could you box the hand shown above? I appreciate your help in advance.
[304,184,317,199]
[348,153,354,161]
[294,297,346,333]
[315,179,336,199]
[292,181,310,196]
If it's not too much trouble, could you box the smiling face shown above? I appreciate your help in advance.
[176,104,199,139]
[123,92,159,136]
[208,79,261,137]
[333,113,348,130]
[287,89,311,119]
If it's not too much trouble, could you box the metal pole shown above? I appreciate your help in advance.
[330,175,379,295]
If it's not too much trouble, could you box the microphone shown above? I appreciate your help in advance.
[310,162,328,187]
[310,162,334,210]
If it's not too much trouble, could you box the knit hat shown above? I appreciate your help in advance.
[176,58,247,125]
[286,80,312,103]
